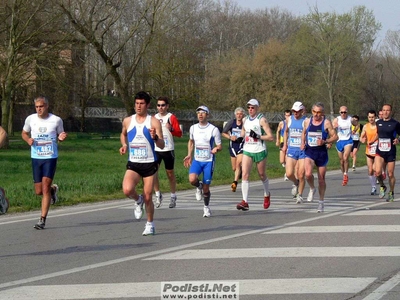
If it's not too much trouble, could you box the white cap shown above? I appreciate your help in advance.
[196,105,209,114]
[247,99,260,106]
[291,101,304,111]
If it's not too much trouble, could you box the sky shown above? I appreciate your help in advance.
[234,0,400,45]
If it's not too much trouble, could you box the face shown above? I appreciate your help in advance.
[339,106,348,118]
[135,99,148,115]
[312,106,324,121]
[284,113,291,120]
[247,105,258,116]
[378,111,383,119]
[157,101,168,114]
[35,99,48,118]
[196,110,207,122]
[367,113,376,124]
[235,111,244,121]
[292,110,302,119]
[382,105,392,119]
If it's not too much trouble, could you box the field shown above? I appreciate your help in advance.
[0,133,367,213]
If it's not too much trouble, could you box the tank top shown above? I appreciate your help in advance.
[288,115,306,150]
[127,115,157,163]
[243,113,266,153]
[336,116,352,141]
[306,116,328,148]
[364,123,377,156]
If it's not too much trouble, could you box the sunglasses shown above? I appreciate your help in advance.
[312,110,322,115]
[157,104,166,107]
[340,111,347,114]
[247,106,256,110]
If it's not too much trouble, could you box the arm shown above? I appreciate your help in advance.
[282,119,290,151]
[275,121,282,146]
[259,117,274,142]
[211,127,222,154]
[222,119,234,140]
[360,125,367,144]
[56,118,68,142]
[300,118,310,150]
[183,138,194,168]
[151,116,165,149]
[169,114,183,138]
[119,117,130,155]
[324,119,338,146]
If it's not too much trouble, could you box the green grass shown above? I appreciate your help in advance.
[1,133,367,213]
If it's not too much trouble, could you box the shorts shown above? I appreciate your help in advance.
[189,160,215,185]
[286,148,306,160]
[305,146,328,167]
[126,161,158,178]
[229,144,243,157]
[336,139,353,153]
[375,152,396,163]
[156,150,175,170]
[243,150,267,163]
[32,158,58,183]
[352,141,360,151]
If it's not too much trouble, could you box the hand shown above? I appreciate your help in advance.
[249,130,260,139]
[183,156,191,168]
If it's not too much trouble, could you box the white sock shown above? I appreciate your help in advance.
[262,178,269,196]
[241,181,249,202]
[171,193,176,198]
[147,221,154,227]
[369,175,376,187]
[155,191,160,197]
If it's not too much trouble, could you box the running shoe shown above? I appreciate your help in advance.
[142,223,155,236]
[231,181,237,192]
[371,187,377,195]
[0,187,9,214]
[155,193,163,208]
[342,174,348,186]
[169,195,177,208]
[291,183,299,196]
[317,201,324,213]
[50,184,58,205]
[264,193,271,209]
[34,218,46,230]
[307,188,316,202]
[134,195,144,220]
[195,181,203,201]
[296,194,303,204]
[386,191,394,202]
[379,185,387,199]
[236,200,249,211]
[352,166,356,172]
[203,206,211,217]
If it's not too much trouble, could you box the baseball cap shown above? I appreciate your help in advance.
[291,101,304,111]
[196,105,209,114]
[247,99,260,107]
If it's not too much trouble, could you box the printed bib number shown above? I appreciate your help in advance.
[307,132,322,147]
[369,141,377,155]
[378,138,391,152]
[231,128,241,138]
[163,135,169,147]
[352,133,360,141]
[289,131,302,147]
[195,145,211,160]
[36,141,54,156]
[129,144,148,160]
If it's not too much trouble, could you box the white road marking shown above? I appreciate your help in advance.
[346,209,400,216]
[263,225,400,234]
[0,278,376,299]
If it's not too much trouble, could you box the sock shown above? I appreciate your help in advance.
[204,192,211,206]
[146,221,154,227]
[262,178,269,196]
[171,193,176,198]
[369,175,376,187]
[241,180,249,202]
[155,191,160,197]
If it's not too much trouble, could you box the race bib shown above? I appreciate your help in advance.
[352,133,360,141]
[231,128,241,138]
[369,141,377,155]
[289,131,302,147]
[307,132,322,147]
[129,143,148,160]
[195,145,211,160]
[378,138,391,152]
[36,140,54,156]
[163,135,169,147]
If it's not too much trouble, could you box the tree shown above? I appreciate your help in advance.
[291,6,380,115]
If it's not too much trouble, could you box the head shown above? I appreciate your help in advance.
[247,99,260,117]
[339,106,348,119]
[367,110,376,124]
[378,110,383,119]
[352,115,359,126]
[382,104,392,120]
[284,109,291,119]
[234,107,245,121]
[134,91,151,115]
[34,96,49,119]
[157,96,170,115]
[311,102,324,121]
[196,105,209,123]
[291,101,305,119]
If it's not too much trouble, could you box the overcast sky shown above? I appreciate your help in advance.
[234,0,400,44]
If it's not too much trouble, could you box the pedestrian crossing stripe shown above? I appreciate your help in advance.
[145,247,400,260]
[0,278,376,299]
[263,225,400,234]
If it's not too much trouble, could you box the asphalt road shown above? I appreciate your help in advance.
[1,163,400,300]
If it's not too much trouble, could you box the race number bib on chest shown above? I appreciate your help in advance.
[378,138,391,152]
[129,143,148,160]
[307,132,322,147]
[36,140,54,156]
[195,145,211,160]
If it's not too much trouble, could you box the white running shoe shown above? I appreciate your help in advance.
[134,195,144,220]
[307,188,316,202]
[317,201,324,213]
[142,223,155,236]
[371,187,377,195]
[196,181,203,201]
[203,206,211,217]
[169,195,177,208]
[155,193,163,208]
[296,194,303,204]
[291,184,298,196]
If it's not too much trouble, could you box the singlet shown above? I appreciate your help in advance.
[376,118,400,154]
[336,116,352,141]
[351,124,362,141]
[127,115,157,163]
[243,113,266,153]
[222,119,243,149]
[287,115,306,150]
[306,116,328,148]
[189,122,221,162]
[364,123,377,156]
[154,112,182,152]
[22,113,64,159]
